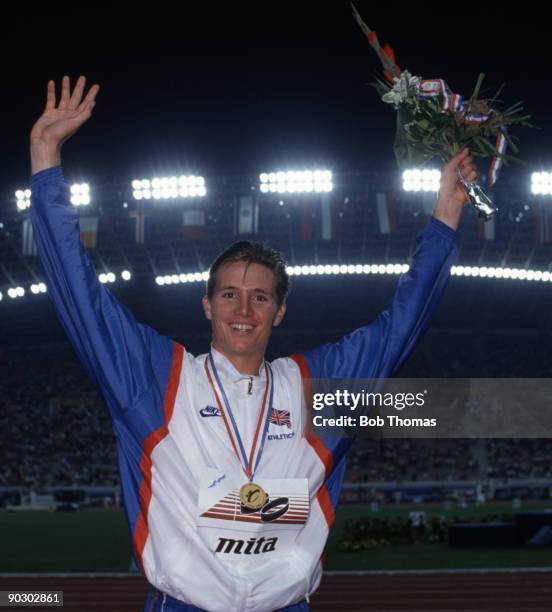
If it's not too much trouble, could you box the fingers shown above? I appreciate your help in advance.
[47,75,100,114]
[68,75,86,111]
[58,75,71,110]
[459,156,478,183]
[444,148,469,172]
[45,80,56,111]
[76,83,100,113]
[75,100,97,125]
[452,148,470,163]
[444,148,477,182]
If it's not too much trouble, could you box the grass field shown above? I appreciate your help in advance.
[1,501,551,573]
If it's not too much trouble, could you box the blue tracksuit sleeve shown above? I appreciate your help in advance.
[302,217,457,381]
[29,166,173,417]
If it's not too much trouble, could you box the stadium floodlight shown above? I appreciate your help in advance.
[531,171,552,195]
[402,168,441,192]
[98,272,117,285]
[15,188,32,211]
[450,265,552,282]
[7,287,25,299]
[70,183,90,207]
[155,271,208,285]
[259,169,333,194]
[30,283,46,294]
[283,262,410,278]
[98,273,116,284]
[30,283,47,294]
[121,270,132,281]
[151,264,552,286]
[132,175,207,200]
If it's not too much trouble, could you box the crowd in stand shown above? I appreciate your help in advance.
[2,330,551,488]
[1,347,118,487]
[346,440,479,483]
[485,439,552,480]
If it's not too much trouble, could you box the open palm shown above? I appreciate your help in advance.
[30,76,100,147]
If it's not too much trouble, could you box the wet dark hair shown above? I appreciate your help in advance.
[206,241,289,307]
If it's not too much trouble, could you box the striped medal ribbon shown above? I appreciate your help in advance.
[204,352,274,511]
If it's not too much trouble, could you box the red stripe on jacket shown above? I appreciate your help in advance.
[134,342,184,574]
[290,354,335,529]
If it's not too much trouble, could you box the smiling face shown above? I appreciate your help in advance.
[202,261,286,375]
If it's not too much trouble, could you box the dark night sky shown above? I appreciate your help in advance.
[2,5,551,196]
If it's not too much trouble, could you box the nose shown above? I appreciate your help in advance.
[236,294,252,317]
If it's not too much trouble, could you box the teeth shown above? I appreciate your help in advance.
[231,324,254,330]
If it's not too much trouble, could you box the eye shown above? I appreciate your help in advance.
[221,291,236,299]
[253,294,268,303]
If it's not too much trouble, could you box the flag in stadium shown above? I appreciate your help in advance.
[22,218,37,256]
[182,209,207,240]
[320,193,339,240]
[376,192,396,234]
[79,216,99,249]
[128,210,150,245]
[300,204,314,241]
[235,195,258,235]
[477,216,495,241]
[533,202,552,244]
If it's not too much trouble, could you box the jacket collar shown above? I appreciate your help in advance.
[209,345,267,384]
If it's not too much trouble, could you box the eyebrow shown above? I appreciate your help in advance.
[218,286,271,294]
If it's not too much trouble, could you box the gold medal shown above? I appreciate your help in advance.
[240,482,268,511]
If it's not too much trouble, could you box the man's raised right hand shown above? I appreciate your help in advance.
[30,75,100,175]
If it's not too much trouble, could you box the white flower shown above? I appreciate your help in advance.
[382,90,403,106]
[381,70,421,108]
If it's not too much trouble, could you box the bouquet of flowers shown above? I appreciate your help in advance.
[352,5,534,219]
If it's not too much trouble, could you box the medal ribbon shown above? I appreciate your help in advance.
[418,78,508,186]
[205,353,273,481]
[488,129,508,187]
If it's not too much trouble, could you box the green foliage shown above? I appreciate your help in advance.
[377,73,535,169]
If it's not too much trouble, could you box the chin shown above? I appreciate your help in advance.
[230,343,257,355]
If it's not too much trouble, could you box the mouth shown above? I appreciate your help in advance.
[229,323,255,334]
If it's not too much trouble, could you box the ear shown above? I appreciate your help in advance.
[202,295,213,321]
[272,303,286,327]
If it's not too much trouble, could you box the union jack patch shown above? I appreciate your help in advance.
[269,408,292,429]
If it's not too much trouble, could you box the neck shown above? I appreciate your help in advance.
[212,345,264,376]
